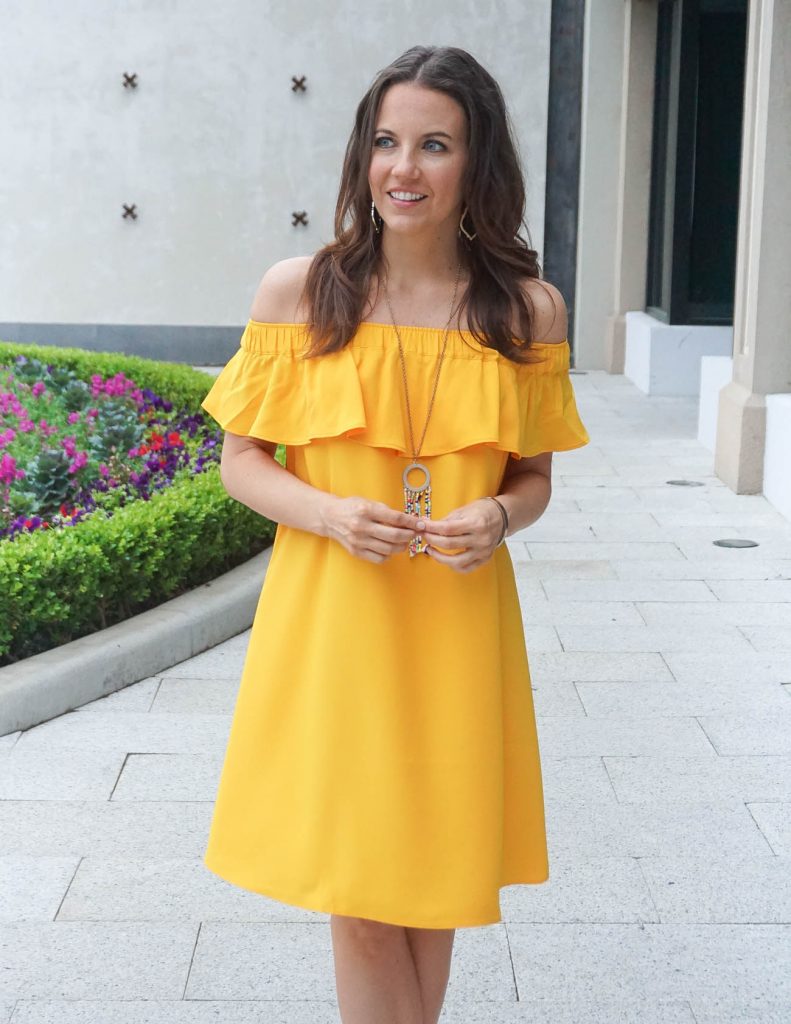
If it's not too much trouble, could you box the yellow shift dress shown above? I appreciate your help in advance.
[200,318,589,929]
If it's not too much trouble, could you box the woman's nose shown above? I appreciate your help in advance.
[392,148,420,176]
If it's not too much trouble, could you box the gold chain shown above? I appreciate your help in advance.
[383,260,463,461]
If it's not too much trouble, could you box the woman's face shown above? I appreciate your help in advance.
[368,82,469,238]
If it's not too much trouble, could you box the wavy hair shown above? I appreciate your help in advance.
[298,45,547,364]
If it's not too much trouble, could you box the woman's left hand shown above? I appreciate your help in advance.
[415,498,504,573]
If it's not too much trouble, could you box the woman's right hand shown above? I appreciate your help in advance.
[319,495,420,563]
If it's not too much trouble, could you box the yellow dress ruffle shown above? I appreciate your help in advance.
[201,319,590,459]
[200,319,589,929]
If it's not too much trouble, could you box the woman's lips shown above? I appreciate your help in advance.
[387,192,427,207]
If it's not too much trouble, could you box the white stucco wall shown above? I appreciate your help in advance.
[0,0,552,328]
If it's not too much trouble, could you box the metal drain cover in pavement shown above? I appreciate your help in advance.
[666,479,704,487]
[713,538,760,548]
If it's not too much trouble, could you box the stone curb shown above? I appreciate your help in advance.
[0,546,272,737]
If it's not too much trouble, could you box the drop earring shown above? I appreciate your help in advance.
[459,206,477,241]
[370,200,382,234]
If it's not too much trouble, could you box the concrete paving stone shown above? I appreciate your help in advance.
[0,858,78,922]
[520,601,645,625]
[0,999,696,1024]
[690,1002,791,1024]
[111,753,222,802]
[525,541,685,561]
[444,1000,698,1024]
[0,801,211,859]
[500,855,658,923]
[543,579,717,603]
[545,794,770,860]
[746,803,791,855]
[506,923,791,1005]
[567,489,645,511]
[662,651,791,683]
[706,580,791,602]
[603,754,791,804]
[9,1001,339,1024]
[0,922,197,1000]
[532,680,587,716]
[74,676,161,713]
[0,1004,12,1024]
[742,626,791,652]
[697,710,791,755]
[0,748,126,800]
[523,626,563,652]
[542,497,580,513]
[574,676,790,717]
[637,601,791,627]
[55,857,325,924]
[12,711,232,756]
[513,517,598,542]
[651,512,788,530]
[0,734,20,753]
[513,577,551,605]
[560,473,698,488]
[537,715,713,757]
[610,559,789,580]
[675,539,791,562]
[531,652,674,682]
[511,558,618,579]
[184,921,463,1002]
[541,755,621,806]
[638,853,791,923]
[557,624,752,653]
[150,678,240,715]
[158,634,251,679]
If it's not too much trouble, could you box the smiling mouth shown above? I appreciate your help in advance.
[388,191,427,203]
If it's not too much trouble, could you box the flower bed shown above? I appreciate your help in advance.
[0,338,278,666]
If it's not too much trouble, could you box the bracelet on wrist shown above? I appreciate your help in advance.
[487,496,509,546]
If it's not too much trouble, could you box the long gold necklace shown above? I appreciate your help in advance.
[383,261,463,558]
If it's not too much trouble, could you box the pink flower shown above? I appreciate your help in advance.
[31,381,46,397]
[67,411,81,424]
[0,452,25,484]
[68,451,88,474]
[18,419,35,432]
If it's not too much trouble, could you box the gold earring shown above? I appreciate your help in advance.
[370,200,382,234]
[459,206,477,241]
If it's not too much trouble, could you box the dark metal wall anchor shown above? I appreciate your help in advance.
[122,204,138,219]
[292,211,308,226]
[291,75,307,92]
[122,72,138,89]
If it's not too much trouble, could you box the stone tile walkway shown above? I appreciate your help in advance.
[1,368,790,1023]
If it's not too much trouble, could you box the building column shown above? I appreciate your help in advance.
[603,0,657,374]
[715,0,791,493]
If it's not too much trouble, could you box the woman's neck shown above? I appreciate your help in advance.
[378,226,464,293]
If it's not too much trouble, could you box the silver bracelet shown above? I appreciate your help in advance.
[487,496,509,546]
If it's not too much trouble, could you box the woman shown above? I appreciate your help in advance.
[200,45,589,1024]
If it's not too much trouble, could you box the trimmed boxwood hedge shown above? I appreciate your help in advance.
[0,338,278,665]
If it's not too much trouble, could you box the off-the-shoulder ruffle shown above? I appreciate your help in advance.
[200,320,590,459]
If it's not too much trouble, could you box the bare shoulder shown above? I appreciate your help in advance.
[519,278,568,345]
[249,255,314,323]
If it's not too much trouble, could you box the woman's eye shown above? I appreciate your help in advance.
[373,137,446,152]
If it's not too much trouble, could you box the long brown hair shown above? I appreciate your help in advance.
[298,45,547,364]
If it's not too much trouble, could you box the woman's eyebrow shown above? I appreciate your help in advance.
[374,128,453,139]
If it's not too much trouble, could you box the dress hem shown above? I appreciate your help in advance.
[203,854,550,930]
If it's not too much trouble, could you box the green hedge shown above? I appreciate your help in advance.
[0,338,278,666]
